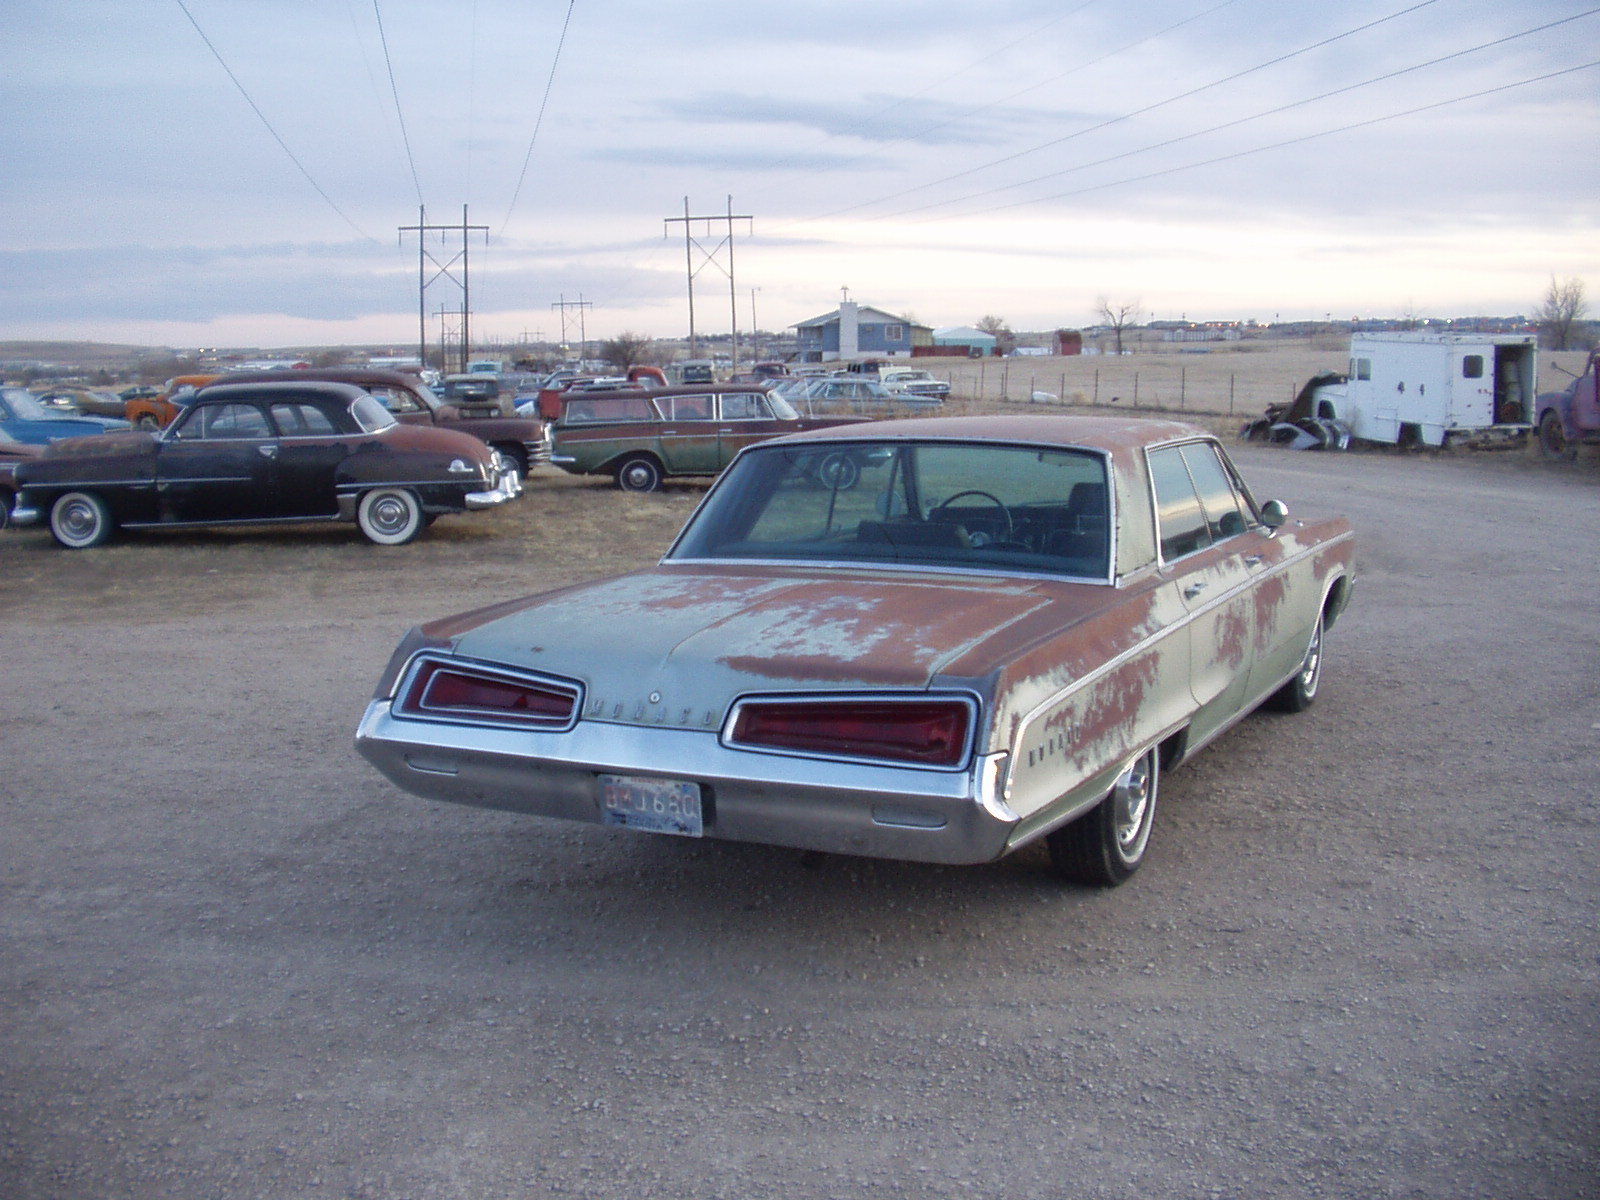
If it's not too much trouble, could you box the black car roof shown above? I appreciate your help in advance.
[193,381,371,405]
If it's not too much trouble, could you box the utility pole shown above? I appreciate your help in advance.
[664,196,752,367]
[750,287,761,363]
[399,204,488,373]
[550,294,593,363]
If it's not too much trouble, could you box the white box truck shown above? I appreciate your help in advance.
[1310,333,1537,447]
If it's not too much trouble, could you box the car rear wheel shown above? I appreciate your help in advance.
[357,488,425,545]
[49,491,115,549]
[1047,747,1158,887]
[615,455,663,493]
[1265,612,1323,713]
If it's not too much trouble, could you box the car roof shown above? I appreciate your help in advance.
[767,413,1211,452]
[193,381,371,405]
[221,366,423,388]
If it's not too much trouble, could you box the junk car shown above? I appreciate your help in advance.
[357,415,1355,886]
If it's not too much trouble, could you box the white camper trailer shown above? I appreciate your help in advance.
[1310,333,1537,447]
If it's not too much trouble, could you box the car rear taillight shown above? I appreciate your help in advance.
[397,657,579,729]
[728,697,973,768]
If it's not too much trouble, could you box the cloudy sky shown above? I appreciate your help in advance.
[2,0,1596,349]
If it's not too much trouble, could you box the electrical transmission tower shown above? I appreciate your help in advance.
[550,294,592,362]
[400,205,488,373]
[664,196,752,367]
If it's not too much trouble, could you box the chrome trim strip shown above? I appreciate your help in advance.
[663,555,1115,585]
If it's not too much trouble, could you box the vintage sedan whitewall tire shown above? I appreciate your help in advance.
[615,454,664,493]
[1047,747,1159,887]
[135,414,160,431]
[1265,612,1323,713]
[49,491,115,549]
[356,488,425,545]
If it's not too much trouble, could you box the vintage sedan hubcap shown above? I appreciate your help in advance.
[59,500,97,539]
[369,495,412,534]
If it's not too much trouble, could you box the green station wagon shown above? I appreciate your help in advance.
[548,384,861,491]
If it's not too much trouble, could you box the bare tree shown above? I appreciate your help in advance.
[597,331,655,372]
[1536,277,1588,350]
[1095,297,1143,355]
[974,314,1015,354]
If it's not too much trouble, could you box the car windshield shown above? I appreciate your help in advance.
[2,389,53,420]
[351,394,398,432]
[670,439,1112,579]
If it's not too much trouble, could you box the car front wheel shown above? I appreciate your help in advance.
[136,414,160,431]
[49,491,115,549]
[1047,746,1159,887]
[356,488,425,545]
[1265,612,1323,713]
[615,455,663,493]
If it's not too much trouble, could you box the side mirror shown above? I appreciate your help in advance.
[1260,499,1289,530]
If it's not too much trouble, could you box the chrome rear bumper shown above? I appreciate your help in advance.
[356,700,1018,865]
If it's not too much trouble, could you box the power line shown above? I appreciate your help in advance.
[812,0,1444,222]
[932,59,1600,219]
[890,7,1600,222]
[371,0,426,206]
[741,0,1104,192]
[171,0,379,243]
[853,0,1246,170]
[501,0,580,235]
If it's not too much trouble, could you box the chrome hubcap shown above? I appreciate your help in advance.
[1110,754,1154,859]
[60,501,96,539]
[370,496,411,533]
[1300,623,1323,698]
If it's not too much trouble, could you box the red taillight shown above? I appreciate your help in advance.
[729,698,973,767]
[399,659,578,727]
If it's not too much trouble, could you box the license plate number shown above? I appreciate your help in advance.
[598,775,703,837]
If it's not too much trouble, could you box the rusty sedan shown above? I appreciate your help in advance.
[357,415,1354,886]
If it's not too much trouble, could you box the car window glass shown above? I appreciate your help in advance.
[351,394,398,432]
[1148,446,1211,561]
[719,393,765,420]
[673,441,1110,579]
[197,403,272,439]
[669,395,713,420]
[367,385,423,413]
[1179,443,1250,540]
[270,402,338,437]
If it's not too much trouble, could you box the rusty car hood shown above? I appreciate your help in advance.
[436,564,1119,732]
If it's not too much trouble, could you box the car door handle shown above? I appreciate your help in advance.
[1183,582,1207,600]
[1244,554,1263,567]
[257,444,277,458]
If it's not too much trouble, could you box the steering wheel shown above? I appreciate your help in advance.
[931,490,1012,545]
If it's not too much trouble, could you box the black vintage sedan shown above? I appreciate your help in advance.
[11,381,518,548]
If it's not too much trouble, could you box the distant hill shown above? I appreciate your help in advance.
[0,341,170,365]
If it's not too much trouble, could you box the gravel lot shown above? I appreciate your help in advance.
[2,445,1596,1200]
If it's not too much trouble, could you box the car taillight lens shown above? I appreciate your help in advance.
[729,698,973,768]
[398,658,578,728]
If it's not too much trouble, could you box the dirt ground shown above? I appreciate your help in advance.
[1,436,1597,1200]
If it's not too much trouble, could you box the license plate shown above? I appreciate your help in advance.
[598,774,703,837]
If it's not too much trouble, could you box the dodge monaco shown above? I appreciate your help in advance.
[356,415,1354,885]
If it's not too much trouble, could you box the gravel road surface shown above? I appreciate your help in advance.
[2,446,1596,1199]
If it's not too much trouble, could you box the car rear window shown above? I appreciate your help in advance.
[671,440,1111,580]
